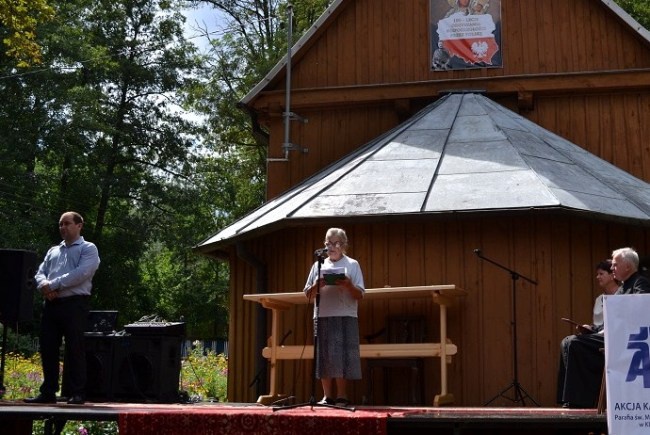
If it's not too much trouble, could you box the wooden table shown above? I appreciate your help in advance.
[244,285,466,406]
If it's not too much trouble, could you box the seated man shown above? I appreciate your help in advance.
[557,247,650,408]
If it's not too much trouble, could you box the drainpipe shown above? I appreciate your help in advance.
[236,242,268,400]
[268,3,308,162]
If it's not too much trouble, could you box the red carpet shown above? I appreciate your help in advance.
[118,404,389,435]
[0,400,606,434]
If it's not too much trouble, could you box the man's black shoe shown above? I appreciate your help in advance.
[562,402,589,409]
[67,395,85,405]
[24,394,57,404]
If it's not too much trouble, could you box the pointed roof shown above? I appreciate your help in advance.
[196,93,650,253]
[240,0,650,107]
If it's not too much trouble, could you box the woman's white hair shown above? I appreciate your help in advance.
[325,228,348,251]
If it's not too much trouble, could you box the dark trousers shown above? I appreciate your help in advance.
[557,333,604,407]
[39,296,90,397]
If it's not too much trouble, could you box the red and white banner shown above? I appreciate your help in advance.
[604,294,650,435]
[438,14,499,64]
[430,0,502,70]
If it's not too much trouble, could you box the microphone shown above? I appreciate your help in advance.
[473,248,482,255]
[314,247,328,258]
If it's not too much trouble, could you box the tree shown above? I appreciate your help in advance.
[0,0,231,338]
[185,0,332,211]
[0,0,54,66]
[58,0,231,335]
[615,0,650,30]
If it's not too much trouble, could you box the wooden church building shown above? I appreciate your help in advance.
[195,0,650,407]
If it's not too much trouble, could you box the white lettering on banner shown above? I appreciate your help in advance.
[604,294,650,435]
[438,14,495,40]
[436,13,499,64]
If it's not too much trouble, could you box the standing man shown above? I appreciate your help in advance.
[25,211,100,405]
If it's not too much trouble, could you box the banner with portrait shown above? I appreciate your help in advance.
[604,294,650,435]
[429,0,502,71]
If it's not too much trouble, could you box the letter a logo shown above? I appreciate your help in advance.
[626,326,650,388]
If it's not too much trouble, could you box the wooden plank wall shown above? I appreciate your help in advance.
[267,0,650,196]
[227,217,650,405]
[228,0,650,406]
[290,0,650,88]
[530,93,650,183]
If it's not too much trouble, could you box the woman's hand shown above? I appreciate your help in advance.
[335,276,362,300]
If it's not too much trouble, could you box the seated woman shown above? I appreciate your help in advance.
[556,259,619,408]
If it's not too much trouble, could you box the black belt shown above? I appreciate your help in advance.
[45,295,90,305]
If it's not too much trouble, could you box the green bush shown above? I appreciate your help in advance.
[179,341,228,402]
[3,342,228,434]
[2,326,39,356]
[3,352,43,400]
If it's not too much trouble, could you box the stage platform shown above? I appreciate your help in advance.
[0,400,608,435]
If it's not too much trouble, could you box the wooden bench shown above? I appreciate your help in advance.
[244,285,465,406]
[262,342,457,360]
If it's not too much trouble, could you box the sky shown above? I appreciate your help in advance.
[182,3,227,53]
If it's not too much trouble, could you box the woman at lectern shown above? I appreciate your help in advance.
[304,228,365,407]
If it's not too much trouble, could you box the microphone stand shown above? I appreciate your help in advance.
[274,249,354,412]
[474,249,540,407]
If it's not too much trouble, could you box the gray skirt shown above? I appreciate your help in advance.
[315,316,362,380]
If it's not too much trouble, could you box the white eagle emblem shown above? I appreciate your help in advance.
[471,40,489,58]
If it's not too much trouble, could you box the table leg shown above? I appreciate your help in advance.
[257,308,281,405]
[434,296,454,406]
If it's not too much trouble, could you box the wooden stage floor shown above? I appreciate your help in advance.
[0,400,608,435]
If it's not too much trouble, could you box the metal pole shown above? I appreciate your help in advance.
[283,4,293,160]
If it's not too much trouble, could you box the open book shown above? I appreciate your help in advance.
[561,317,594,334]
[320,266,346,285]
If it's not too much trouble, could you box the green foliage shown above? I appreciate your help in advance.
[139,242,229,337]
[30,419,118,435]
[191,0,332,148]
[0,0,55,66]
[616,0,650,30]
[0,0,333,356]
[185,0,334,222]
[180,341,228,401]
[3,346,228,434]
[1,326,38,356]
[0,0,231,339]
[2,352,43,400]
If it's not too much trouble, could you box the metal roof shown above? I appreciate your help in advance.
[197,93,650,252]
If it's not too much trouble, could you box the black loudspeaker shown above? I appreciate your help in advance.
[112,335,182,403]
[0,249,38,326]
[84,334,120,401]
